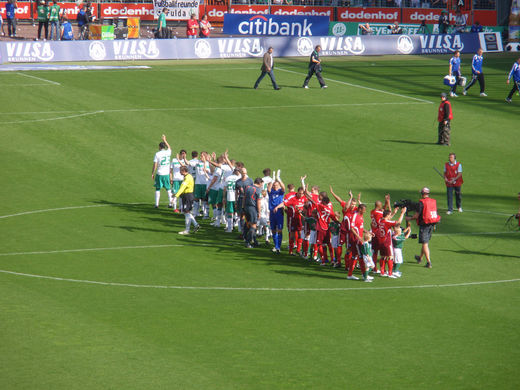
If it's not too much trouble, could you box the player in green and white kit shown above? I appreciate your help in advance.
[206,156,224,226]
[194,152,211,219]
[170,149,187,212]
[223,168,241,232]
[392,224,411,278]
[151,135,173,208]
[360,231,375,282]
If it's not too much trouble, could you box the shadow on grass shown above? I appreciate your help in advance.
[382,139,439,145]
[440,248,520,259]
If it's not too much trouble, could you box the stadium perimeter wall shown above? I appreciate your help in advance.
[0,33,502,63]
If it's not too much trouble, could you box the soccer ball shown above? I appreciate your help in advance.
[506,43,520,52]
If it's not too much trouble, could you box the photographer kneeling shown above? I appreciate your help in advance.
[406,187,441,269]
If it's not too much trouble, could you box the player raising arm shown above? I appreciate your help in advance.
[151,135,173,209]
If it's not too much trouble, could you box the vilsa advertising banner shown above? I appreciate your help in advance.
[153,0,199,20]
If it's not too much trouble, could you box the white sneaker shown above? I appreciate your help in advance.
[321,85,328,89]
[449,92,454,97]
[303,86,309,89]
[178,230,189,235]
[388,274,398,279]
[506,98,512,103]
[458,207,463,212]
[375,269,381,274]
[347,275,359,280]
[446,211,452,215]
[393,271,402,277]
[364,279,373,283]
[462,90,467,95]
[381,273,388,277]
[272,247,278,253]
[367,275,374,280]
[452,93,458,97]
[480,92,487,97]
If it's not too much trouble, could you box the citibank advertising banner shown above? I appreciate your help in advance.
[223,14,329,36]
[0,33,501,63]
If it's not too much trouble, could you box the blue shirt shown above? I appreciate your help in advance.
[450,56,461,72]
[268,189,284,211]
[6,3,16,19]
[471,54,483,74]
[470,24,483,33]
[62,22,73,40]
[509,62,520,82]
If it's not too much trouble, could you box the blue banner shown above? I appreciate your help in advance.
[223,14,329,37]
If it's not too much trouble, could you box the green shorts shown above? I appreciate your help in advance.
[208,189,223,205]
[225,201,235,214]
[172,180,182,194]
[155,175,171,191]
[194,184,207,199]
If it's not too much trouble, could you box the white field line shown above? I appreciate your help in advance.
[0,269,518,291]
[277,66,433,104]
[16,72,61,85]
[0,102,429,119]
[0,203,145,219]
[3,83,55,87]
[1,110,104,125]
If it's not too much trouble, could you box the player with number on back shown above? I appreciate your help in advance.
[151,135,173,209]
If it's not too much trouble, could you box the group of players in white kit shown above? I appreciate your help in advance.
[152,136,414,282]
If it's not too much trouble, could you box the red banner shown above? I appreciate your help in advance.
[204,5,270,22]
[270,6,333,21]
[402,8,496,26]
[1,2,99,19]
[337,7,400,23]
[100,4,155,20]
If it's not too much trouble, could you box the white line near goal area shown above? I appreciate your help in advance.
[277,66,433,104]
[0,269,518,291]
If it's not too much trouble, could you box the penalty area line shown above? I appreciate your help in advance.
[16,72,61,86]
[0,269,518,291]
[277,66,433,104]
[0,110,104,125]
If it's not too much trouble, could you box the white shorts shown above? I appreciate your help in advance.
[393,248,403,264]
[258,217,269,228]
[331,234,339,248]
[363,254,375,269]
[309,230,317,245]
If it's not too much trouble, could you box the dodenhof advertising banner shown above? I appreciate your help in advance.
[153,0,199,20]
[223,14,329,36]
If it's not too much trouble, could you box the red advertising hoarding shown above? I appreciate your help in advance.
[402,8,497,26]
[204,5,270,22]
[100,3,155,20]
[337,7,401,23]
[1,2,99,19]
[270,6,333,21]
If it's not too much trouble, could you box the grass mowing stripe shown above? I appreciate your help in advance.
[1,269,519,291]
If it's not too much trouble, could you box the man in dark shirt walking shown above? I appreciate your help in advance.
[303,45,327,89]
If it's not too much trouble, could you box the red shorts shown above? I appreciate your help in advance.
[316,228,330,245]
[339,231,348,245]
[350,241,361,259]
[380,243,393,258]
[372,236,382,252]
[290,216,303,232]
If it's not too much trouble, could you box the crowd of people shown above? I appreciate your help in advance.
[151,136,445,282]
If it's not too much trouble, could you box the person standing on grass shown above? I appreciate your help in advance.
[170,150,188,212]
[444,153,463,215]
[407,187,440,269]
[463,48,486,97]
[243,178,263,248]
[505,57,520,103]
[392,224,411,278]
[377,207,406,278]
[437,92,453,146]
[254,47,280,91]
[36,0,49,41]
[151,135,173,209]
[448,50,462,97]
[303,45,327,89]
[175,166,200,235]
[268,173,286,253]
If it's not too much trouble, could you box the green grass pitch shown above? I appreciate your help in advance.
[1,53,519,389]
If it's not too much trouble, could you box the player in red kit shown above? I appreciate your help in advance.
[275,186,306,255]
[303,177,335,265]
[283,183,296,251]
[346,204,367,280]
[370,194,391,274]
[378,207,406,278]
[186,13,199,38]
